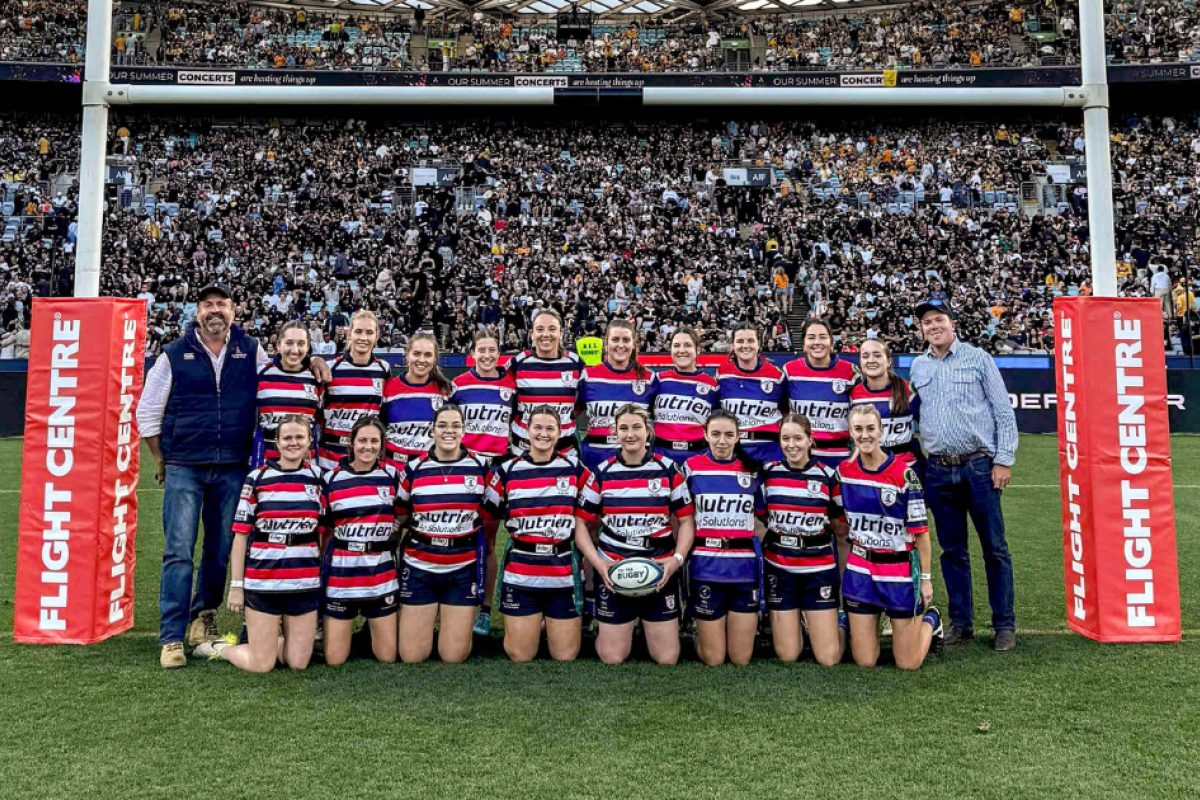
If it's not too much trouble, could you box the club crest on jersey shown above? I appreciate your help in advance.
[377,486,392,501]
[833,379,847,394]
[561,373,574,385]
[372,378,384,394]
[647,478,663,495]
[632,380,647,396]
[808,480,824,495]
[696,383,711,395]
[464,476,479,490]
[500,388,513,402]
[881,488,898,507]
[303,384,317,399]
[556,476,571,493]
[304,484,320,501]
[737,472,753,489]
[761,380,775,393]
[431,396,444,411]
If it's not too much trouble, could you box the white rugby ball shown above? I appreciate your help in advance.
[609,557,666,598]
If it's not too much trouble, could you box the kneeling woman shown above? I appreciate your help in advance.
[215,417,324,672]
[575,404,695,665]
[322,416,402,665]
[396,404,492,664]
[682,410,767,666]
[840,404,943,669]
[762,414,848,665]
[485,405,586,662]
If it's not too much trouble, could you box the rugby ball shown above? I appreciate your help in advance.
[609,557,666,598]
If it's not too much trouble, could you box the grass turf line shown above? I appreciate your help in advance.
[0,435,1196,800]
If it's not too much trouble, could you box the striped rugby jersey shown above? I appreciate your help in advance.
[575,452,693,560]
[382,375,449,467]
[450,368,517,459]
[510,349,583,446]
[761,460,843,574]
[849,380,922,466]
[485,453,586,590]
[255,359,322,462]
[317,356,390,470]
[233,462,326,593]
[837,453,927,554]
[682,453,766,584]
[576,362,660,454]
[396,451,491,574]
[322,461,401,600]
[653,369,718,448]
[716,357,786,437]
[784,355,860,463]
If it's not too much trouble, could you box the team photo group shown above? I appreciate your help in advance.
[138,281,1018,674]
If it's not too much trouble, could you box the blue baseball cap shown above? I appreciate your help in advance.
[197,282,232,302]
[915,297,955,321]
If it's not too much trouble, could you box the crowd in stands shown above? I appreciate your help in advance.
[2,108,1198,360]
[1,1,1199,73]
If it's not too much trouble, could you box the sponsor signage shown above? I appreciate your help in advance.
[175,70,236,85]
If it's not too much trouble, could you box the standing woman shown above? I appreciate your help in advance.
[784,318,860,470]
[252,321,322,469]
[382,332,453,468]
[485,406,585,662]
[321,415,401,665]
[317,310,390,471]
[396,405,491,664]
[652,327,718,466]
[575,405,696,665]
[840,404,943,669]
[510,309,583,455]
[682,410,767,666]
[715,321,786,463]
[208,417,324,672]
[762,414,847,665]
[576,319,660,475]
[852,338,923,481]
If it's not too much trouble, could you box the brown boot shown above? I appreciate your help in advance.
[186,610,221,647]
[160,642,187,669]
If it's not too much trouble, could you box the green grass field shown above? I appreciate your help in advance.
[0,435,1197,799]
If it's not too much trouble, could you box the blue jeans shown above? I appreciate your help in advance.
[159,464,246,645]
[924,455,1015,632]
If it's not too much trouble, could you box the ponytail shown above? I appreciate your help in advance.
[889,373,911,417]
[408,332,453,396]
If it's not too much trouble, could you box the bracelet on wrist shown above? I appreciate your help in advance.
[672,552,686,566]
[919,573,932,581]
[229,580,244,589]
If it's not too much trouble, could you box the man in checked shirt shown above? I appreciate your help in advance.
[910,297,1018,653]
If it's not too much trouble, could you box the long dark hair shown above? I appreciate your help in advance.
[704,409,762,474]
[800,317,834,359]
[407,332,453,396]
[606,318,648,379]
[861,339,910,416]
[349,415,387,468]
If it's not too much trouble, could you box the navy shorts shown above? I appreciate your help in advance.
[323,592,399,621]
[689,580,759,621]
[499,581,579,620]
[399,564,479,607]
[596,575,681,625]
[245,590,321,617]
[843,597,924,619]
[764,565,840,612]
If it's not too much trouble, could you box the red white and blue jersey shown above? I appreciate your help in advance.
[576,452,694,560]
[838,454,927,554]
[317,356,390,470]
[716,357,786,438]
[485,454,586,590]
[510,349,583,447]
[396,452,490,574]
[451,368,517,459]
[255,358,322,462]
[652,369,718,448]
[576,362,659,452]
[761,460,843,574]
[322,461,401,601]
[382,375,448,467]
[784,356,860,464]
[849,380,921,468]
[682,453,766,583]
[233,462,326,593]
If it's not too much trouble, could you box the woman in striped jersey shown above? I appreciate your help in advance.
[653,328,718,466]
[762,414,848,665]
[784,318,860,470]
[252,321,322,469]
[382,332,453,468]
[321,415,401,665]
[509,309,583,456]
[840,404,943,669]
[851,339,924,482]
[486,406,585,663]
[716,321,786,464]
[212,417,324,672]
[682,410,768,666]
[577,319,660,475]
[575,404,695,665]
[396,405,492,664]
[317,310,390,471]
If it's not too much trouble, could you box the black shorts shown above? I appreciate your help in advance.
[499,581,579,620]
[596,575,681,625]
[844,597,924,619]
[245,590,321,617]
[323,593,399,621]
[689,580,760,621]
[764,565,840,612]
[400,564,479,607]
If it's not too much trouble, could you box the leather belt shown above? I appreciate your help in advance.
[929,450,990,466]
